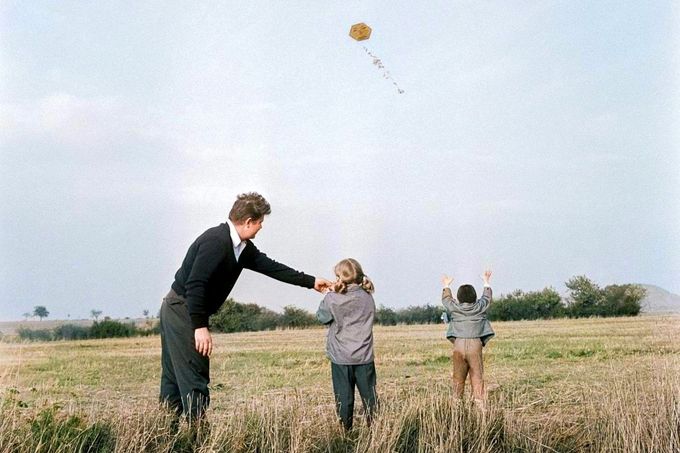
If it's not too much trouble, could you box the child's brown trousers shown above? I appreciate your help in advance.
[451,337,485,401]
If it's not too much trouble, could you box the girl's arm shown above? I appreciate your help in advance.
[316,297,334,325]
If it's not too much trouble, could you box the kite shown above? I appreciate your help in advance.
[349,23,372,41]
[349,22,404,94]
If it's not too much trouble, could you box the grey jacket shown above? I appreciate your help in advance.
[316,284,375,365]
[442,286,495,346]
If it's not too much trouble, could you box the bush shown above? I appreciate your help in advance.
[210,299,279,333]
[138,321,161,336]
[488,288,564,321]
[16,320,160,342]
[565,275,603,317]
[53,324,90,341]
[17,327,53,342]
[397,304,442,324]
[375,305,398,326]
[90,320,137,339]
[599,284,644,317]
[565,276,644,318]
[280,305,316,329]
[251,308,282,331]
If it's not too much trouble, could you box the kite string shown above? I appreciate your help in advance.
[363,46,405,94]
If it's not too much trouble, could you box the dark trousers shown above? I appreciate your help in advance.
[159,290,210,421]
[331,361,378,430]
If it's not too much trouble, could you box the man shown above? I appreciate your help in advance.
[160,192,332,420]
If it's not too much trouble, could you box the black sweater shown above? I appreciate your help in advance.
[171,223,316,329]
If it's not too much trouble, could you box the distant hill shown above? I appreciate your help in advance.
[639,284,680,313]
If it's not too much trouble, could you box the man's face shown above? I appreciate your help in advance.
[242,217,264,240]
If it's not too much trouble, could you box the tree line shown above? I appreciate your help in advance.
[17,320,159,342]
[14,275,645,340]
[209,275,644,331]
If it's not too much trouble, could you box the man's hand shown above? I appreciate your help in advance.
[441,274,454,288]
[314,278,333,293]
[194,327,213,357]
[482,270,492,286]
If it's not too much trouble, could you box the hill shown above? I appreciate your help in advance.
[639,284,680,313]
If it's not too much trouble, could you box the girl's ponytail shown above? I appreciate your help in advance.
[360,274,375,294]
[333,258,375,294]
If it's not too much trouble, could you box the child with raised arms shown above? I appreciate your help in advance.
[441,270,494,405]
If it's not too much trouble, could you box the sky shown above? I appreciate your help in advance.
[1,1,679,321]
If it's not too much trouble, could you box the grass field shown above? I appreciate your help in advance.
[1,315,679,452]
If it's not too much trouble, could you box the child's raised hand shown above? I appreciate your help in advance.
[481,270,492,285]
[441,275,454,287]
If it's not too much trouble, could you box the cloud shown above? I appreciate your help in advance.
[0,93,165,153]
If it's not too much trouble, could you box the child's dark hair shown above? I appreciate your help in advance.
[457,285,477,304]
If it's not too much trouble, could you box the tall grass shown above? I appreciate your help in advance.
[1,369,678,453]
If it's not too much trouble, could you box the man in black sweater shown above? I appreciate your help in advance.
[160,192,331,420]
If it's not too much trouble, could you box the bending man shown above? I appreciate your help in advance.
[160,192,331,420]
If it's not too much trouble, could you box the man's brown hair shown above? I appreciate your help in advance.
[229,192,271,223]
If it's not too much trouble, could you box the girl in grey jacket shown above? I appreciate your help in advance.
[441,270,494,404]
[316,258,377,430]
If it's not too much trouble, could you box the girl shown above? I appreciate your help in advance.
[316,258,377,430]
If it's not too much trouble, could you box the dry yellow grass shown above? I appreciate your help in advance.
[1,315,679,452]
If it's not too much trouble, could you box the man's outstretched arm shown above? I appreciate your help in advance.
[245,245,332,292]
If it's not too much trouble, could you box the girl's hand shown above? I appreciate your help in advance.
[441,275,454,287]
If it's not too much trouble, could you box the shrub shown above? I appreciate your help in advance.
[138,321,161,336]
[53,324,90,341]
[280,305,316,329]
[600,284,645,317]
[375,305,398,326]
[251,308,282,331]
[210,299,266,333]
[397,304,443,325]
[565,276,644,318]
[90,320,137,339]
[488,288,564,321]
[17,327,53,342]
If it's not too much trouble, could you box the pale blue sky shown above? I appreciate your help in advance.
[1,1,678,320]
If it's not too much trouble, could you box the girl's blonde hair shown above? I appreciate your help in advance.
[333,258,375,294]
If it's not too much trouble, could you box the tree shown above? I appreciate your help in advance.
[488,288,565,321]
[33,306,49,321]
[601,284,645,317]
[397,304,442,324]
[90,309,103,321]
[280,305,316,328]
[143,309,149,318]
[211,299,258,333]
[375,305,398,325]
[565,275,603,317]
[22,312,31,321]
[565,276,643,318]
[251,307,282,331]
